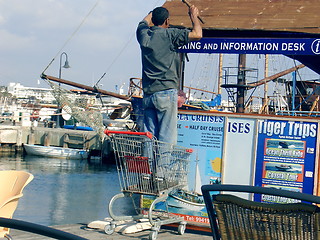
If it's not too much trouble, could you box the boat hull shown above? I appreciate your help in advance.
[167,195,205,212]
[23,144,89,160]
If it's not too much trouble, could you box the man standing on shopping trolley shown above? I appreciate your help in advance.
[136,4,202,144]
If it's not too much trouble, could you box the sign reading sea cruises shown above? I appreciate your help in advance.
[179,38,320,55]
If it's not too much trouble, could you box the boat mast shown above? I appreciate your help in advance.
[194,152,202,195]
[218,53,223,95]
[236,54,246,113]
[263,54,269,114]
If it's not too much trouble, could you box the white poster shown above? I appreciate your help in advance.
[223,117,256,186]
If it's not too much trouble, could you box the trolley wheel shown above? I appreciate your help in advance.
[149,230,158,240]
[104,224,115,235]
[178,223,186,235]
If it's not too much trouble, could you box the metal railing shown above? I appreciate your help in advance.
[0,217,88,240]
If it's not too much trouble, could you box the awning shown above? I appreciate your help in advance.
[162,0,320,74]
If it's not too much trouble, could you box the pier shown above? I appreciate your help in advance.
[11,223,212,239]
[0,124,105,157]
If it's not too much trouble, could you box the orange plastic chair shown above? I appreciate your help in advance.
[0,170,34,240]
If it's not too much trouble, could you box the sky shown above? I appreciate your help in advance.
[0,0,319,97]
[0,0,166,92]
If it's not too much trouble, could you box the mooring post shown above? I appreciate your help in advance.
[63,134,69,148]
[44,132,50,146]
[28,131,35,145]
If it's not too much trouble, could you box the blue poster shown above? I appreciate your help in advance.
[143,113,225,226]
[152,113,225,225]
[254,119,318,202]
[177,114,225,186]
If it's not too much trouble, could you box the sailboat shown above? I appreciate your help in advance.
[166,157,205,212]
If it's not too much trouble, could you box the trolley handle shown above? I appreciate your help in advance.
[104,130,153,139]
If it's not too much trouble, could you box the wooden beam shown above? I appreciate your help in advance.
[247,64,305,87]
[41,74,130,101]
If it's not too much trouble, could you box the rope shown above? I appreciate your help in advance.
[94,0,166,85]
[98,33,136,79]
[42,0,101,74]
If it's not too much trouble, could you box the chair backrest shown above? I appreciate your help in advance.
[0,170,34,237]
[201,184,320,240]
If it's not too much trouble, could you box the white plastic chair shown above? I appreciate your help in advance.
[0,170,34,240]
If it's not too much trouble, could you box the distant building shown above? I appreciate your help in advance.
[7,83,56,104]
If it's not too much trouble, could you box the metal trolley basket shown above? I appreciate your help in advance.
[104,130,193,240]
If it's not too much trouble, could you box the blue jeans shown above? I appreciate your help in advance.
[143,89,178,144]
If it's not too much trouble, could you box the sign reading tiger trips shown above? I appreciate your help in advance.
[254,120,318,203]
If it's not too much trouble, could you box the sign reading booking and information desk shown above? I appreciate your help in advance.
[178,38,320,55]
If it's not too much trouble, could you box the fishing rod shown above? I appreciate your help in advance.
[182,0,205,24]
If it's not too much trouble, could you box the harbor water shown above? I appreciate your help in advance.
[0,154,133,226]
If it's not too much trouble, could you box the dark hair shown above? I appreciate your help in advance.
[151,7,169,26]
[178,90,186,99]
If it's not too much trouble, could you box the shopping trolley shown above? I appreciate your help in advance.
[104,130,193,240]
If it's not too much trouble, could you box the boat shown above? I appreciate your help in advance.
[275,165,293,171]
[167,189,205,211]
[23,143,89,160]
[167,157,205,211]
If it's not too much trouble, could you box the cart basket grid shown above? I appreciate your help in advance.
[106,130,193,196]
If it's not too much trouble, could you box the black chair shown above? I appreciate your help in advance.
[201,184,320,240]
